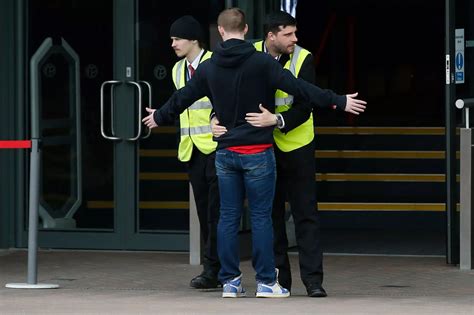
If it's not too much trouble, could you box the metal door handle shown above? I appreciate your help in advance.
[125,81,143,141]
[100,80,153,141]
[110,84,117,137]
[138,80,152,139]
[100,80,122,140]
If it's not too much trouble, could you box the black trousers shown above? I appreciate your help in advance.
[187,148,220,275]
[273,140,323,290]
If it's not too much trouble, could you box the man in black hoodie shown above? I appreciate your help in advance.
[143,7,366,298]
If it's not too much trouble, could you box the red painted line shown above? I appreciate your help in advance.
[0,140,32,149]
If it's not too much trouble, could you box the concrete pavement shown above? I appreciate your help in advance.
[1,250,473,314]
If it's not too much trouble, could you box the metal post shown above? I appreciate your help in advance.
[457,98,474,270]
[189,184,201,265]
[5,139,58,288]
[26,139,39,284]
[460,129,474,270]
[445,0,459,265]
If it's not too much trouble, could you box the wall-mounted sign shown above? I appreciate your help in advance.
[455,28,465,84]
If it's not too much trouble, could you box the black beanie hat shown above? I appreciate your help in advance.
[169,15,204,41]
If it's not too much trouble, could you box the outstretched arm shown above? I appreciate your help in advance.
[246,95,366,128]
[142,69,209,128]
[268,57,367,113]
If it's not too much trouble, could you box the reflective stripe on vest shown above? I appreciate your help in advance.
[180,125,212,136]
[254,41,314,152]
[172,51,216,162]
[275,96,294,107]
[189,100,212,110]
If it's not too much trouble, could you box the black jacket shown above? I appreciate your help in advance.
[154,38,346,150]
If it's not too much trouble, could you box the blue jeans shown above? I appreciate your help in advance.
[215,148,277,284]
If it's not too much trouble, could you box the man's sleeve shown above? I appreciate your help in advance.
[270,58,346,111]
[279,54,315,133]
[154,70,208,125]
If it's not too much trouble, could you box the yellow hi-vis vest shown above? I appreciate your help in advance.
[254,41,314,152]
[172,51,216,162]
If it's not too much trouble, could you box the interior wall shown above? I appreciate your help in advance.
[458,0,474,99]
[294,0,447,126]
[235,0,279,39]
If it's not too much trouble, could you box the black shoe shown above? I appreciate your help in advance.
[306,284,327,297]
[190,272,220,289]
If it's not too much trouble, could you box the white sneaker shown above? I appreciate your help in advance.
[256,281,290,298]
[222,274,246,298]
[255,269,290,298]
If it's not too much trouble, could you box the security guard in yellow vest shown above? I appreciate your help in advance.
[173,50,215,162]
[169,15,220,289]
[253,11,328,298]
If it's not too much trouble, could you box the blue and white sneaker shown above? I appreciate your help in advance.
[256,269,290,298]
[222,274,246,298]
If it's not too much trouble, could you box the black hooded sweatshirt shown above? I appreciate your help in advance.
[154,38,346,150]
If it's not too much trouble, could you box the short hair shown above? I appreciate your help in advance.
[263,11,297,38]
[217,7,246,33]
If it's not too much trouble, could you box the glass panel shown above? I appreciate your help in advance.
[29,0,114,230]
[136,0,223,232]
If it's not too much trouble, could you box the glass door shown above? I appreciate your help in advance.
[24,0,124,249]
[131,0,221,250]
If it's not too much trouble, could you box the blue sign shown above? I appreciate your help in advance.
[456,52,464,70]
[456,72,464,81]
